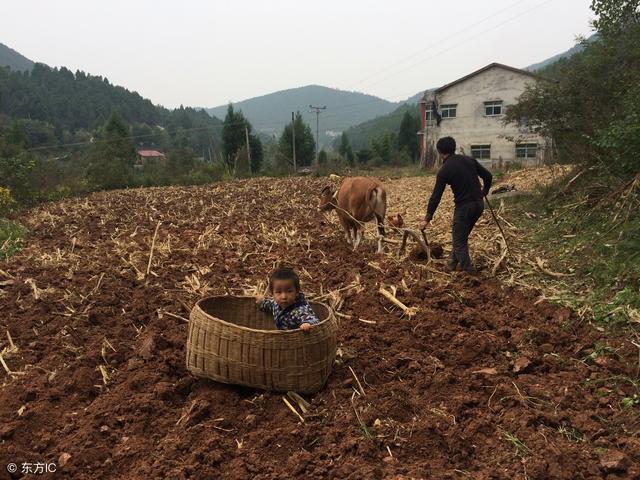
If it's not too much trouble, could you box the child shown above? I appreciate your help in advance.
[255,267,319,331]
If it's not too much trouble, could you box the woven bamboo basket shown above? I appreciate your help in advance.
[186,296,337,394]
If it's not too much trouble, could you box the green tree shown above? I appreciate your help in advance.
[318,149,328,165]
[221,104,261,173]
[397,111,420,161]
[371,133,395,165]
[506,0,640,175]
[338,132,355,165]
[278,111,315,167]
[591,0,639,36]
[87,112,135,190]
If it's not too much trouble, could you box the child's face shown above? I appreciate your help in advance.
[271,279,298,310]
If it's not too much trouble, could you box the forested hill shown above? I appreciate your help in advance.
[0,42,34,72]
[206,85,401,141]
[0,63,222,149]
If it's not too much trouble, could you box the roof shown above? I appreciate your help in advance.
[137,150,165,157]
[434,63,537,94]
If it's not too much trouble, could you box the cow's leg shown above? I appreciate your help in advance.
[374,214,385,253]
[353,228,363,250]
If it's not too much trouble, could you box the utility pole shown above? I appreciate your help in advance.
[309,105,326,166]
[291,112,296,172]
[244,124,252,175]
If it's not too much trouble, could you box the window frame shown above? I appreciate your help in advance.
[515,143,538,159]
[484,100,503,117]
[425,107,433,121]
[470,144,491,160]
[440,104,457,119]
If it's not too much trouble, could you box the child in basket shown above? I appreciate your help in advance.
[255,267,319,331]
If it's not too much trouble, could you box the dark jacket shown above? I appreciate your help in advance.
[259,293,319,330]
[426,154,492,219]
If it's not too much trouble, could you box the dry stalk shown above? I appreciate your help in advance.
[146,221,162,276]
[282,396,305,423]
[348,366,366,396]
[379,286,417,317]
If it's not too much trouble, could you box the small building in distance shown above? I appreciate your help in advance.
[418,63,552,169]
[135,149,166,168]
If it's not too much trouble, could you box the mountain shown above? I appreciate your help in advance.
[337,103,418,151]
[0,62,222,156]
[526,34,598,71]
[206,85,401,146]
[0,42,34,72]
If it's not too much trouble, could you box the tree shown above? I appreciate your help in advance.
[249,134,263,173]
[338,132,354,165]
[221,104,261,173]
[591,0,639,36]
[371,133,395,165]
[397,111,420,161]
[278,111,315,167]
[505,0,640,175]
[87,112,135,190]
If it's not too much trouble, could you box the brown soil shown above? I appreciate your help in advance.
[0,176,638,480]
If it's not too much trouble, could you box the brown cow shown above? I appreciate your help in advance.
[318,176,387,252]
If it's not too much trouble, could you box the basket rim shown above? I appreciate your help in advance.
[191,295,335,335]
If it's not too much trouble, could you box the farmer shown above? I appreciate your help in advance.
[420,136,492,275]
[255,267,319,330]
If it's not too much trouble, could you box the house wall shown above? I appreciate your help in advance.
[423,66,550,168]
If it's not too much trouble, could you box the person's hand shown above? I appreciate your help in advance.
[419,218,431,230]
[299,322,312,332]
[255,294,264,304]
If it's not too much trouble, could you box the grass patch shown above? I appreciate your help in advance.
[502,431,530,458]
[0,218,28,260]
[507,169,640,326]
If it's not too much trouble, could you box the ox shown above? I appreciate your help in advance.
[318,176,387,252]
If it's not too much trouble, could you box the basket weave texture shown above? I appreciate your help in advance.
[186,296,337,394]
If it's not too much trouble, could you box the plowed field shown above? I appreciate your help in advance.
[1,173,638,479]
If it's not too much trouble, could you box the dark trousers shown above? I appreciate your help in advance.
[450,199,484,272]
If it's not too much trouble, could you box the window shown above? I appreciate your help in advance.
[471,144,491,160]
[484,101,503,116]
[516,143,537,158]
[441,104,457,118]
[425,107,433,121]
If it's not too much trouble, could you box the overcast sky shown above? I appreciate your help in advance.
[3,0,594,109]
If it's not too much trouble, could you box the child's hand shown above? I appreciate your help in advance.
[255,295,264,304]
[299,322,312,332]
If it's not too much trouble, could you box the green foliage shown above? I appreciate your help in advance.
[206,85,403,146]
[234,145,251,178]
[87,112,135,190]
[591,0,640,36]
[0,64,222,157]
[318,149,328,165]
[338,132,355,165]
[0,187,15,216]
[506,2,640,176]
[0,123,37,203]
[0,218,27,260]
[279,111,315,168]
[397,110,421,161]
[222,104,262,173]
[510,170,640,326]
[337,103,417,151]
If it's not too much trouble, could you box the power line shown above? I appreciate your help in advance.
[21,0,555,155]
[308,105,326,166]
[345,0,531,91]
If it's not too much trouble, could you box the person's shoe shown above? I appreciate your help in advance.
[463,267,478,276]
[445,263,458,273]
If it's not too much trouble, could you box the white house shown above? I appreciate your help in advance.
[418,63,552,169]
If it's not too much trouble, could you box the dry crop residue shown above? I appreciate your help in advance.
[0,172,638,479]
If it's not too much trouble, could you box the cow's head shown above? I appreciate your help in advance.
[318,185,336,212]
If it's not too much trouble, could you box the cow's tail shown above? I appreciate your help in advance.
[370,187,387,237]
